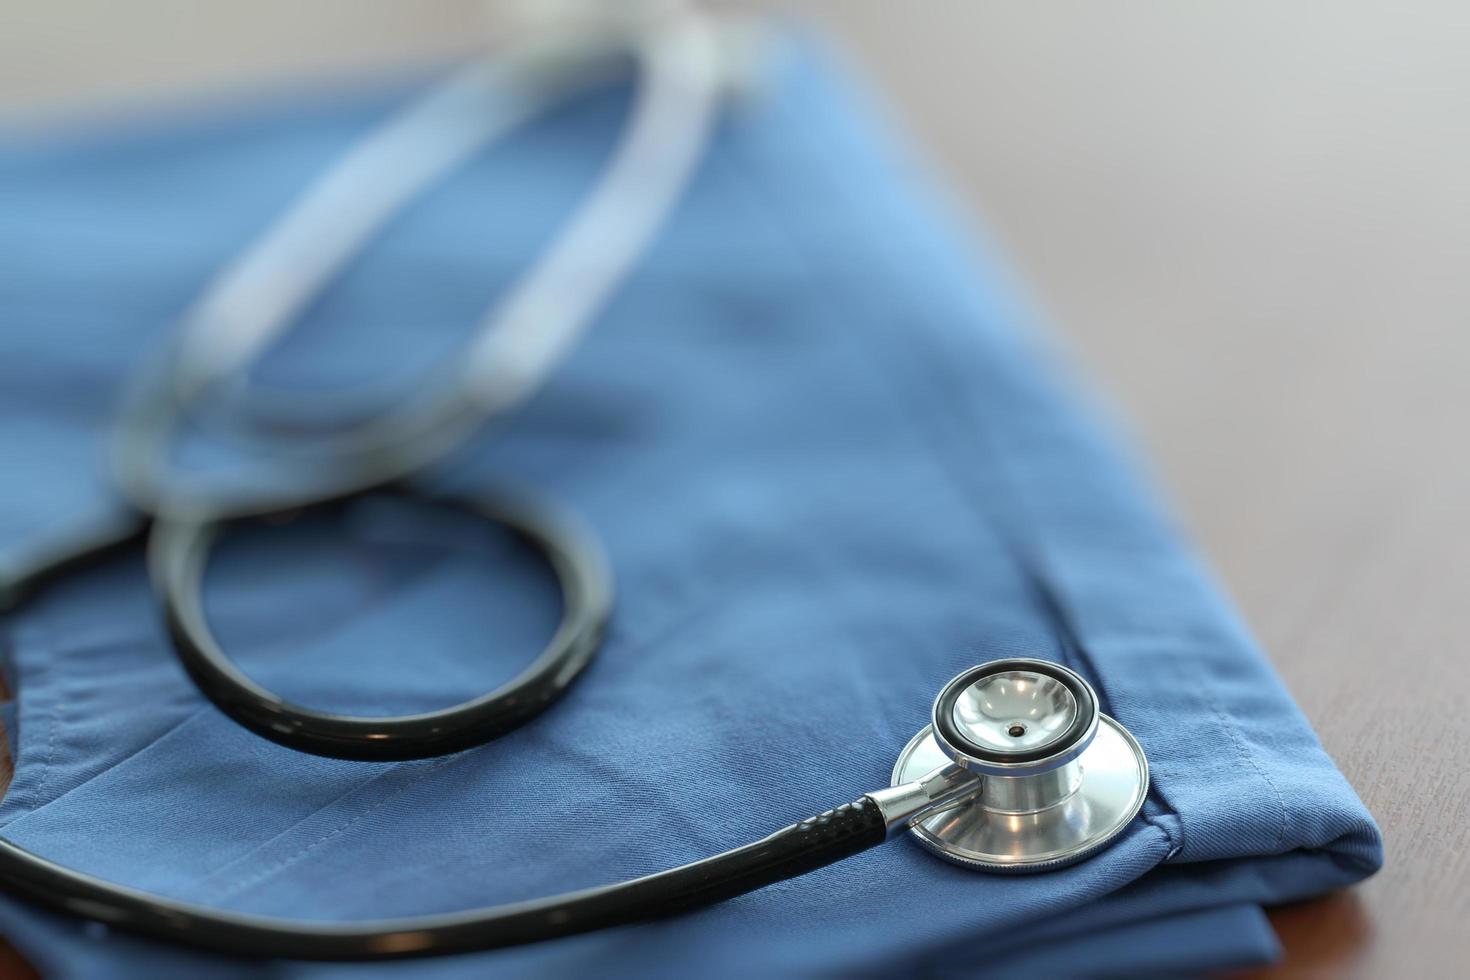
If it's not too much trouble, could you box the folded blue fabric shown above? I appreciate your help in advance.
[0,35,1380,978]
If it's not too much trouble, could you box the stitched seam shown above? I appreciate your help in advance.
[1202,686,1290,851]
[196,578,735,901]
[0,625,61,819]
[0,703,214,834]
[35,673,59,805]
[205,754,461,903]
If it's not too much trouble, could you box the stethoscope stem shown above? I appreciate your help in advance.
[866,763,982,836]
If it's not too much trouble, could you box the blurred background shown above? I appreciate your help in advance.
[3,2,1467,976]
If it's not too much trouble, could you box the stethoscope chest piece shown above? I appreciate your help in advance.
[891,658,1148,873]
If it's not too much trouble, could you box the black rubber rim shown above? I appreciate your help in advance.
[932,659,1096,765]
[149,485,613,761]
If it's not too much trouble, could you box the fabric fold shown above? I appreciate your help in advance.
[0,30,1379,979]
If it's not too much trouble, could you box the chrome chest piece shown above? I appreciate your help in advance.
[890,658,1149,872]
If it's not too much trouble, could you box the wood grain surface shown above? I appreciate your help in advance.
[806,6,1469,976]
[1,3,1466,976]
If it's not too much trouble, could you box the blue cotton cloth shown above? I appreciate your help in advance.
[0,36,1380,978]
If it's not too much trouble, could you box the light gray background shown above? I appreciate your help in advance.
[3,3,1467,976]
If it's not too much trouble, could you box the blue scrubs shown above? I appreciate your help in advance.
[0,36,1380,978]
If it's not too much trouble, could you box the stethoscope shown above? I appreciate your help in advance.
[0,3,1149,962]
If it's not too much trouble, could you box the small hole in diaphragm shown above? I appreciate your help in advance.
[1008,724,1026,738]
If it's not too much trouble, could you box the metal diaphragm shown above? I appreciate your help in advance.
[892,658,1149,872]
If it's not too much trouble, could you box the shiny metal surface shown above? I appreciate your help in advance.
[978,761,1084,815]
[865,762,981,837]
[890,716,1149,872]
[930,658,1101,777]
[950,668,1077,754]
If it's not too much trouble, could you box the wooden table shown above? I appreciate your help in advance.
[1,2,1466,975]
[815,6,1468,975]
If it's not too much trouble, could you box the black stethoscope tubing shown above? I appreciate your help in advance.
[152,486,613,762]
[0,8,909,962]
[0,485,892,962]
[111,6,722,523]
